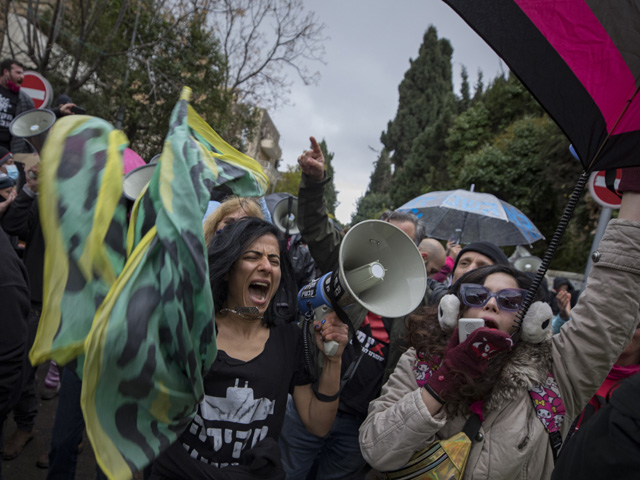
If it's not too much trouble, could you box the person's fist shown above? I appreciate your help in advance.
[464,327,514,362]
[298,136,325,182]
[618,166,640,194]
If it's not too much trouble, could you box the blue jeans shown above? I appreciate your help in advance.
[46,367,106,480]
[279,398,369,480]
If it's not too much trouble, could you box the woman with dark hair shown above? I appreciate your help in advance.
[359,178,640,480]
[151,217,348,478]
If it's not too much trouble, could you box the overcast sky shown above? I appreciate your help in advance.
[270,0,505,224]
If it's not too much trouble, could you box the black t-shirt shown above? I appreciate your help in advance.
[338,312,392,418]
[163,322,312,470]
[0,85,19,149]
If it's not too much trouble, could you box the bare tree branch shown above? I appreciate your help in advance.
[205,0,326,110]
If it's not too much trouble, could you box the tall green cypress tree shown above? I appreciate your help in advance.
[368,148,393,195]
[382,26,457,206]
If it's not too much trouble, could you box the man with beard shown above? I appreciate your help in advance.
[0,59,35,154]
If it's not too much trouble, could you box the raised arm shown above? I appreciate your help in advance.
[297,136,343,274]
[551,171,640,427]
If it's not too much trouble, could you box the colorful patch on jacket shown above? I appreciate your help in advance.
[529,371,566,433]
[413,357,437,388]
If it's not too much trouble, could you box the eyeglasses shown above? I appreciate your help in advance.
[459,284,527,312]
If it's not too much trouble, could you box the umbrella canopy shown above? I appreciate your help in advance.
[442,0,640,173]
[398,189,544,247]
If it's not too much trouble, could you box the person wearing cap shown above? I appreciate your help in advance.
[0,172,17,218]
[427,240,510,306]
[0,59,35,154]
[0,147,19,185]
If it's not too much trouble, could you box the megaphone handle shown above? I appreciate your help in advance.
[312,305,340,357]
[324,340,339,357]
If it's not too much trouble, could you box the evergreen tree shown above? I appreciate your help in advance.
[380,26,457,207]
[274,165,302,196]
[445,102,492,178]
[368,149,393,195]
[473,70,484,101]
[381,26,455,171]
[459,66,471,112]
[480,73,544,133]
[351,193,391,225]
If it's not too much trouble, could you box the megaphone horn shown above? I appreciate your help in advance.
[298,220,427,356]
[9,109,57,154]
[513,255,543,273]
[273,196,299,236]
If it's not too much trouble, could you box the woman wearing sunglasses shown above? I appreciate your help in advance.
[359,171,640,479]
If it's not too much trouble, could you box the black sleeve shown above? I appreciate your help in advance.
[1,188,37,239]
[551,373,640,480]
[0,230,31,419]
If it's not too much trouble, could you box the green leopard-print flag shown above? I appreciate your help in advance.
[32,87,268,479]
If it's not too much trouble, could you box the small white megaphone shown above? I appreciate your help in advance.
[9,109,56,153]
[298,220,427,356]
[514,255,543,273]
[123,164,157,201]
[273,196,299,235]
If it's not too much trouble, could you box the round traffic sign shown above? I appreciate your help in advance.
[588,169,622,209]
[21,71,53,109]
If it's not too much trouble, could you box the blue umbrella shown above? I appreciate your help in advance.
[398,189,544,247]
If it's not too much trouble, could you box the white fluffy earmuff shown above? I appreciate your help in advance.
[438,294,460,332]
[438,294,553,344]
[520,300,553,344]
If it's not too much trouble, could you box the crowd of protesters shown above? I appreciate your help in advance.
[2,54,640,480]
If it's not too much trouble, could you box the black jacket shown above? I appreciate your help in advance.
[1,187,43,303]
[0,227,30,420]
[552,372,640,480]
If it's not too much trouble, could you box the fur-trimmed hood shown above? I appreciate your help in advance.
[485,337,553,412]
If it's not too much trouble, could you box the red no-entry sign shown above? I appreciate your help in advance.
[588,169,622,209]
[21,71,53,109]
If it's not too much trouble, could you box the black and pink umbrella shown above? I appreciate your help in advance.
[442,0,640,329]
[443,0,640,172]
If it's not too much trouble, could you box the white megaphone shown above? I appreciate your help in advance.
[298,220,427,356]
[9,109,56,153]
[123,163,157,201]
[514,255,543,273]
[272,196,299,235]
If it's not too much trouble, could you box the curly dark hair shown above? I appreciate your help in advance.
[406,264,546,415]
[208,217,297,326]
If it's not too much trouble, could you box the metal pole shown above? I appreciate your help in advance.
[583,207,613,283]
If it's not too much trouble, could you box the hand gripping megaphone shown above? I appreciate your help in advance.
[9,109,56,154]
[298,220,427,356]
[272,196,299,236]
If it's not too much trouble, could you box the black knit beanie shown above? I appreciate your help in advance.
[453,241,509,272]
[0,146,12,167]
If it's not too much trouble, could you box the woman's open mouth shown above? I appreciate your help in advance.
[248,281,270,303]
[483,318,499,330]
